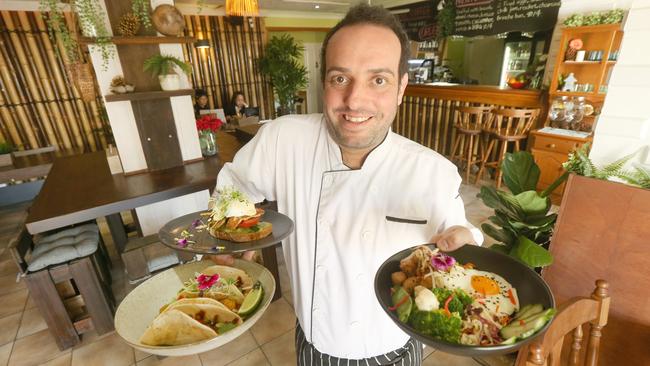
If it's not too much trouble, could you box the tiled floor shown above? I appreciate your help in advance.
[0,183,514,366]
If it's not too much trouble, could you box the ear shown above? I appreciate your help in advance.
[397,73,409,106]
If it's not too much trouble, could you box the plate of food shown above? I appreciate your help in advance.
[115,259,275,356]
[374,244,555,356]
[159,187,294,255]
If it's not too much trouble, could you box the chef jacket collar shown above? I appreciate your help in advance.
[324,117,394,172]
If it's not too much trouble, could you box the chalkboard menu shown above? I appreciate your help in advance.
[389,1,437,41]
[455,0,561,36]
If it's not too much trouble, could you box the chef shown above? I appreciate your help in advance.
[212,4,482,365]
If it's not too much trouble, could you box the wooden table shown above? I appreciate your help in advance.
[24,131,284,300]
[235,124,262,143]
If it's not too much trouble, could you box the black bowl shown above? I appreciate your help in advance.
[374,244,555,357]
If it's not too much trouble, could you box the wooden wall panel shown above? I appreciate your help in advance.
[0,10,107,152]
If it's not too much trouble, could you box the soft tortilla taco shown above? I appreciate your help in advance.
[170,303,243,326]
[139,309,217,346]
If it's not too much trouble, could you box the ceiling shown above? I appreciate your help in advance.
[175,0,421,16]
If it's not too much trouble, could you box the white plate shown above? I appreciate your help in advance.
[114,259,275,356]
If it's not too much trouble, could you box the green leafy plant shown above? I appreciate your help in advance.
[0,142,14,155]
[563,143,650,189]
[258,34,308,115]
[132,0,152,29]
[436,0,456,39]
[143,54,192,77]
[564,9,624,27]
[478,152,569,268]
[40,0,115,70]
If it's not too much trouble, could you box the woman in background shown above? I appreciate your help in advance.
[224,91,248,123]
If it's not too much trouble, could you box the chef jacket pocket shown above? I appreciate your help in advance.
[384,215,430,247]
[385,216,427,225]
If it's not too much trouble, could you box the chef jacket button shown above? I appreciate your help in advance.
[370,186,378,194]
[356,273,364,281]
[316,264,325,271]
[361,231,371,240]
[349,320,359,327]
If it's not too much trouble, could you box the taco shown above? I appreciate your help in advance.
[202,265,254,290]
[169,302,243,327]
[139,309,217,346]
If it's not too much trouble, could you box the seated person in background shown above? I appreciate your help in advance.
[224,91,248,124]
[194,89,210,118]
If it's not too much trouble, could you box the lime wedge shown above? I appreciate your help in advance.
[238,282,263,316]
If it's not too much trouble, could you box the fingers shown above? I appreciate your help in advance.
[242,250,256,261]
[430,226,473,252]
[209,254,235,265]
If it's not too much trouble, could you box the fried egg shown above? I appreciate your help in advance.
[432,266,519,317]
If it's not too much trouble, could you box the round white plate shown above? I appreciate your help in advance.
[114,259,276,356]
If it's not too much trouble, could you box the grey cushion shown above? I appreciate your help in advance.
[27,224,100,272]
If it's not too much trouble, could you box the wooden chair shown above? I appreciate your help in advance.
[476,108,539,188]
[449,106,493,182]
[515,280,610,366]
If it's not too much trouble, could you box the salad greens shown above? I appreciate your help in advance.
[409,309,462,343]
[432,288,473,314]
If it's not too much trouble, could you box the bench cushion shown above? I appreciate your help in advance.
[28,224,99,272]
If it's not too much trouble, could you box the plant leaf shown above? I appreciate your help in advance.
[478,186,524,220]
[490,244,510,254]
[511,235,554,268]
[501,152,540,194]
[481,223,516,247]
[514,191,550,217]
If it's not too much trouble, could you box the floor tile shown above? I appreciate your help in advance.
[199,331,258,366]
[0,313,21,346]
[71,332,134,366]
[137,354,201,366]
[249,298,296,345]
[16,307,48,339]
[423,345,435,359]
[72,329,115,349]
[0,274,26,297]
[41,353,72,366]
[463,199,493,228]
[282,290,294,309]
[134,349,151,362]
[423,350,480,366]
[226,349,269,366]
[0,342,12,366]
[24,295,37,310]
[473,354,516,366]
[0,289,28,319]
[261,328,295,366]
[8,329,69,366]
[0,258,18,278]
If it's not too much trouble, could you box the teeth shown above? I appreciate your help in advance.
[344,115,371,122]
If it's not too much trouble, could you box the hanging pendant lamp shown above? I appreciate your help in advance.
[226,0,259,17]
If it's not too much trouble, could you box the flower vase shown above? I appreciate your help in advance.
[199,130,218,156]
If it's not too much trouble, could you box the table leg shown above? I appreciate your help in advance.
[261,244,282,301]
[106,213,128,254]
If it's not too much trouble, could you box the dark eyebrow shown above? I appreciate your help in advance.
[326,66,350,75]
[325,66,395,77]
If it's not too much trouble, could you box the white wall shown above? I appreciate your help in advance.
[590,0,650,166]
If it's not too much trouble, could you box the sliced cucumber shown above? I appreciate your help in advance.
[500,336,517,345]
[513,304,543,321]
[500,308,556,340]
[391,286,413,323]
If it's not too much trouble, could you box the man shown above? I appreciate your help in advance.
[213,4,482,365]
[194,89,210,118]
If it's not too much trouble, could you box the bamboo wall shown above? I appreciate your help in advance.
[0,11,108,152]
[183,15,275,120]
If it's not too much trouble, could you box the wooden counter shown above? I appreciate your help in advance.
[394,84,546,156]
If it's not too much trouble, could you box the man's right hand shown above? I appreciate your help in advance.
[209,250,256,265]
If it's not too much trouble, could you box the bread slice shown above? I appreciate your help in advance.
[209,221,273,242]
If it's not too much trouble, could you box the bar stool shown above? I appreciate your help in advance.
[475,108,539,188]
[449,106,494,182]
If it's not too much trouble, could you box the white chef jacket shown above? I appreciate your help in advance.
[216,113,483,359]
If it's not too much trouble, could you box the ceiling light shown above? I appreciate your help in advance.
[226,0,259,17]
[195,39,210,48]
[315,4,320,8]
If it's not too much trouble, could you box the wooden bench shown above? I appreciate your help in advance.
[9,226,115,350]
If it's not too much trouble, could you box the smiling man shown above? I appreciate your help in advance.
[213,4,482,365]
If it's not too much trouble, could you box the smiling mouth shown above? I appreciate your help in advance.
[343,114,373,123]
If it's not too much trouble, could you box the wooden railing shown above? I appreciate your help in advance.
[393,84,545,156]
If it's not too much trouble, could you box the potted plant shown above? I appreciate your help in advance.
[477,151,569,269]
[0,142,14,167]
[143,54,192,91]
[259,34,308,116]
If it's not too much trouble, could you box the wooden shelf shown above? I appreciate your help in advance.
[104,89,194,102]
[563,61,601,65]
[79,36,195,45]
[551,91,605,99]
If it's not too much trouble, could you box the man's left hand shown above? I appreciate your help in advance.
[429,225,477,252]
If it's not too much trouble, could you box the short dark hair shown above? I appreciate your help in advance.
[195,89,207,98]
[320,3,409,83]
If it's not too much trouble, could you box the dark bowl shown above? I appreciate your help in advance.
[374,244,555,357]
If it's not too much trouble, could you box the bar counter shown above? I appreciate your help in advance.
[394,83,545,156]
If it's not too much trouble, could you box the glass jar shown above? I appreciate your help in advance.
[199,130,218,156]
[570,97,586,130]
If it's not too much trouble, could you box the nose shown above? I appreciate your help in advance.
[343,80,367,111]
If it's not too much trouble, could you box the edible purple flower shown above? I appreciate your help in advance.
[197,274,219,290]
[191,219,202,229]
[177,238,188,247]
[431,252,456,272]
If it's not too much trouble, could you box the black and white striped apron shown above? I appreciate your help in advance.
[295,322,423,366]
